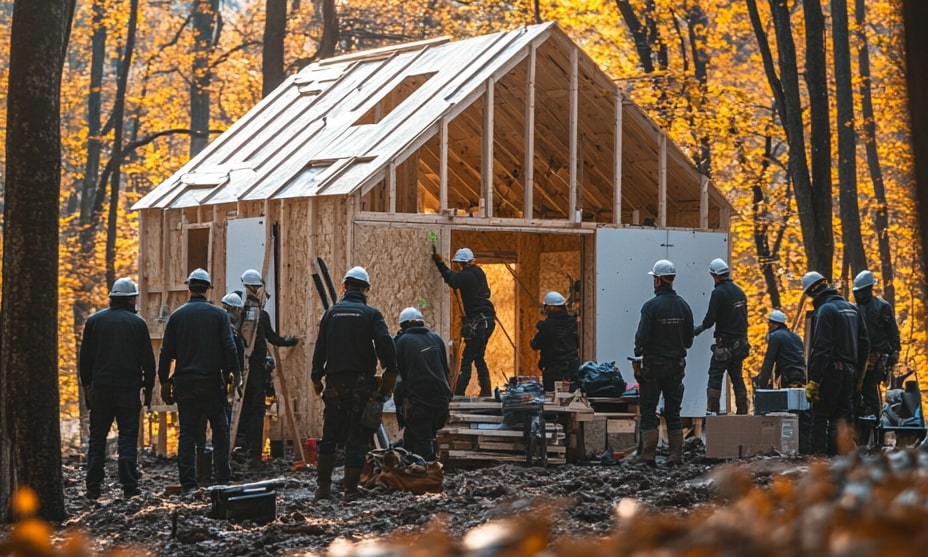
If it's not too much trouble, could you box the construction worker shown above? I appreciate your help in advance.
[802,271,870,455]
[311,266,397,501]
[530,291,580,391]
[394,307,453,462]
[694,258,750,414]
[158,269,240,492]
[631,260,694,467]
[235,269,299,467]
[432,247,496,397]
[79,277,156,499]
[852,270,900,418]
[754,309,811,454]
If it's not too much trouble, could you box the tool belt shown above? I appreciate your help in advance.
[460,313,490,340]
[711,338,750,361]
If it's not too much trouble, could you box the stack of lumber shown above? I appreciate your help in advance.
[437,399,567,466]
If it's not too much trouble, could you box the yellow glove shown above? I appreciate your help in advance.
[805,380,820,404]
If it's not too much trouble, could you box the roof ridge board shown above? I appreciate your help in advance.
[317,35,453,66]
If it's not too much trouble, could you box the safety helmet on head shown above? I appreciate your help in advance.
[801,271,827,297]
[241,269,264,286]
[543,291,567,306]
[221,292,244,309]
[109,277,139,297]
[709,258,730,275]
[648,259,676,278]
[452,248,475,263]
[344,266,370,286]
[768,309,787,324]
[399,307,424,325]
[186,268,211,286]
[852,270,876,292]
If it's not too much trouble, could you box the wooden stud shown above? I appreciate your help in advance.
[569,46,579,223]
[614,92,623,225]
[524,45,536,220]
[700,175,709,230]
[483,79,495,218]
[388,161,397,214]
[658,133,667,228]
[440,118,449,212]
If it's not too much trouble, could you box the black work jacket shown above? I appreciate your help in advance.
[853,289,900,355]
[242,294,295,366]
[756,325,806,388]
[530,311,579,368]
[158,295,240,382]
[311,290,397,383]
[79,302,156,391]
[808,289,870,383]
[394,326,453,408]
[698,278,748,340]
[434,260,495,317]
[635,284,694,360]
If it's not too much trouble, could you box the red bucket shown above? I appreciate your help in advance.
[303,438,318,465]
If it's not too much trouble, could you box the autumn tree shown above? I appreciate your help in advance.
[1,0,75,522]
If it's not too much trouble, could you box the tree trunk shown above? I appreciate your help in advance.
[685,2,711,176]
[1,0,75,523]
[190,0,221,156]
[857,0,895,307]
[832,0,867,276]
[317,0,339,60]
[615,0,654,73]
[262,0,287,97]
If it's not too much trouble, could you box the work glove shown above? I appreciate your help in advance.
[694,325,705,337]
[377,370,398,401]
[312,378,324,396]
[805,380,820,404]
[83,385,94,408]
[431,251,444,264]
[889,350,900,369]
[160,380,175,405]
[281,335,299,347]
[143,387,152,408]
[630,358,642,381]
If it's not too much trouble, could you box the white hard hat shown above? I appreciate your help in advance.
[221,292,244,308]
[801,271,826,296]
[768,309,787,324]
[399,307,424,324]
[852,270,876,292]
[241,269,264,286]
[452,248,475,262]
[709,258,730,275]
[109,277,139,297]
[648,259,676,277]
[344,266,370,286]
[543,291,567,306]
[186,268,212,286]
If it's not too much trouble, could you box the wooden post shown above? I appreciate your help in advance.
[483,79,495,218]
[271,345,306,463]
[658,133,667,228]
[614,92,623,225]
[569,46,579,222]
[524,45,536,220]
[440,119,449,213]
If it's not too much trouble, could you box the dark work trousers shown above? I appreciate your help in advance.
[541,359,579,392]
[811,366,854,455]
[707,351,748,397]
[456,316,496,396]
[236,359,268,458]
[87,386,142,495]
[176,378,231,488]
[318,376,378,468]
[638,357,685,432]
[859,356,889,418]
[402,403,450,461]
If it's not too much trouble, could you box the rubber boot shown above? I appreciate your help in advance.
[478,376,492,398]
[196,450,213,486]
[343,466,363,502]
[314,453,335,501]
[735,394,749,415]
[664,430,684,467]
[630,430,658,467]
[707,388,722,415]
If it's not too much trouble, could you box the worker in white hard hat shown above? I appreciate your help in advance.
[392,307,453,462]
[233,269,299,468]
[431,247,496,397]
[694,258,751,415]
[630,260,694,467]
[311,265,397,501]
[158,268,240,491]
[530,291,580,391]
[851,269,900,420]
[801,271,870,455]
[80,277,156,499]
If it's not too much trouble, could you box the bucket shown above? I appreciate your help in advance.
[303,438,318,465]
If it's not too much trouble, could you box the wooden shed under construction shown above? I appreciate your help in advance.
[133,22,731,441]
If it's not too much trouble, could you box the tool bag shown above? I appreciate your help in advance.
[360,447,444,494]
[575,361,627,397]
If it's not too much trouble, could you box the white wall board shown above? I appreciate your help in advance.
[226,217,277,325]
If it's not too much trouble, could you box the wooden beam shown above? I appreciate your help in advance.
[614,91,623,225]
[658,133,667,228]
[700,176,709,230]
[388,161,397,214]
[524,45,536,220]
[483,78,495,218]
[440,118,449,212]
[569,46,578,223]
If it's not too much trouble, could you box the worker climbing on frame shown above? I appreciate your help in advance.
[432,247,496,397]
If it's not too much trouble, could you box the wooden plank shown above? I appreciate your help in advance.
[568,45,578,223]
[483,79,494,218]
[524,45,536,220]
[445,450,566,464]
[658,133,667,227]
[614,91,623,224]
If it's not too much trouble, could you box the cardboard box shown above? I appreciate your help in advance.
[754,389,810,413]
[705,414,798,459]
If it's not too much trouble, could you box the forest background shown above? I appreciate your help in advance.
[0,0,918,448]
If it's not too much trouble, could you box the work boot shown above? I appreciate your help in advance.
[629,430,658,467]
[343,467,363,502]
[706,388,722,415]
[196,450,213,485]
[664,429,684,467]
[478,377,492,398]
[735,394,749,415]
[314,453,336,501]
